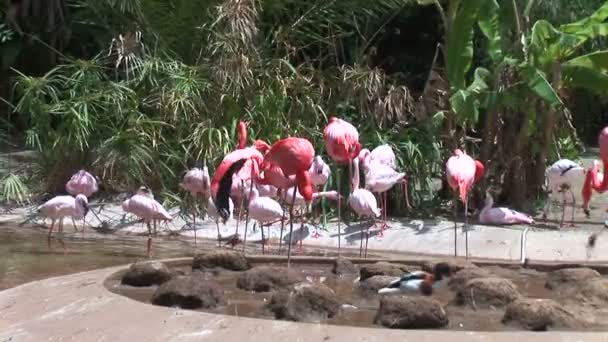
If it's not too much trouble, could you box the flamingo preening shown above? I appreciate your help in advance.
[479,192,534,225]
[582,127,608,219]
[445,149,484,258]
[348,157,381,258]
[180,165,210,245]
[323,117,361,255]
[122,188,172,257]
[543,159,585,227]
[309,155,331,230]
[65,169,99,236]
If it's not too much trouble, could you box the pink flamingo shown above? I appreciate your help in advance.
[65,169,98,234]
[122,188,172,257]
[479,192,534,225]
[323,117,361,254]
[582,127,608,218]
[543,159,585,227]
[348,157,381,258]
[263,137,315,266]
[180,165,210,245]
[359,144,397,170]
[207,195,234,248]
[309,155,331,229]
[445,149,484,258]
[38,194,90,243]
[247,180,285,254]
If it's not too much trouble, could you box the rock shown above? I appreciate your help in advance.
[121,261,172,287]
[359,262,410,281]
[359,275,399,293]
[236,266,302,292]
[545,268,601,290]
[422,259,477,274]
[192,250,250,271]
[332,258,358,276]
[576,278,608,306]
[374,296,448,329]
[448,267,494,292]
[455,277,520,309]
[267,282,340,322]
[151,274,224,309]
[503,298,587,331]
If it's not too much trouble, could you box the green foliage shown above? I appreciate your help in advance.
[1,174,29,205]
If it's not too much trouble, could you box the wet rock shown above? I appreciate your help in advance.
[236,266,302,292]
[455,277,520,309]
[359,262,410,281]
[503,298,588,331]
[268,282,340,322]
[448,267,494,292]
[121,261,172,287]
[422,259,477,274]
[359,275,399,293]
[374,296,448,329]
[576,278,608,306]
[151,274,224,309]
[545,268,601,290]
[332,257,358,276]
[192,250,250,271]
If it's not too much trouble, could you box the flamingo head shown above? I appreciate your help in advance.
[474,160,485,182]
[238,121,248,149]
[350,142,362,160]
[329,116,338,123]
[358,148,371,165]
[582,161,600,217]
[453,149,464,157]
[295,170,313,202]
[75,194,89,216]
[253,139,271,154]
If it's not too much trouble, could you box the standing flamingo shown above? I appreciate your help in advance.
[180,165,210,245]
[479,192,534,225]
[323,117,361,255]
[122,190,172,257]
[309,155,331,230]
[543,159,585,227]
[582,127,608,218]
[247,181,285,254]
[207,195,234,248]
[38,194,90,245]
[348,157,381,258]
[65,169,98,235]
[445,149,484,258]
[263,137,315,266]
[359,144,397,170]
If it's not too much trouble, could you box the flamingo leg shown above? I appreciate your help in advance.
[403,178,411,211]
[453,192,458,257]
[464,197,469,259]
[336,165,342,257]
[560,191,567,228]
[216,220,222,249]
[365,219,374,258]
[286,187,297,268]
[193,212,197,246]
[146,221,152,258]
[243,179,255,253]
[47,219,55,252]
[71,217,78,232]
[154,220,157,237]
[59,218,64,236]
[81,217,85,239]
[569,189,576,227]
[359,218,364,258]
[298,215,305,253]
[278,211,285,255]
[260,223,265,255]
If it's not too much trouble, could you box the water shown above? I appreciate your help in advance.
[0,225,195,290]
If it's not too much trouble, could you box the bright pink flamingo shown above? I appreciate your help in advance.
[38,194,90,242]
[445,149,484,258]
[263,137,315,266]
[65,169,99,234]
[582,127,608,218]
[323,117,361,254]
[479,192,534,225]
[180,165,210,245]
[348,157,381,258]
[122,188,172,257]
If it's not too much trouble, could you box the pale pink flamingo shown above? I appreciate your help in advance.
[309,155,331,228]
[65,169,99,234]
[543,159,585,227]
[122,189,172,257]
[323,117,361,254]
[38,194,90,243]
[180,165,210,245]
[359,144,397,170]
[263,137,315,266]
[479,192,534,225]
[348,157,381,258]
[207,195,234,248]
[445,149,484,258]
[247,183,285,254]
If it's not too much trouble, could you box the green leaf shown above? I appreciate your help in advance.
[416,0,436,5]
[559,1,608,38]
[477,0,502,63]
[563,50,608,94]
[519,63,562,107]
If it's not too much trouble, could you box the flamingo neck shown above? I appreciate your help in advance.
[352,158,360,191]
[238,121,247,149]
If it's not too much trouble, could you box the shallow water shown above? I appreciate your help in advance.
[0,225,196,290]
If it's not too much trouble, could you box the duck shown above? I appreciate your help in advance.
[378,262,452,296]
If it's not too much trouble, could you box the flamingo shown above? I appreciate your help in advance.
[323,117,361,255]
[582,127,608,218]
[309,155,331,229]
[180,165,210,245]
[263,137,315,266]
[348,157,381,258]
[479,192,534,225]
[445,149,484,258]
[122,189,172,257]
[65,169,98,235]
[247,181,285,254]
[542,159,585,227]
[38,194,90,245]
[207,195,234,248]
[359,144,397,170]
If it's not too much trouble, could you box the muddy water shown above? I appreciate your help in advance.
[0,225,196,290]
[108,261,608,332]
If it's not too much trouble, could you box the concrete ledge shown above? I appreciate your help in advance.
[2,257,608,341]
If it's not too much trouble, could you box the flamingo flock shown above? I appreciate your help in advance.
[36,119,608,261]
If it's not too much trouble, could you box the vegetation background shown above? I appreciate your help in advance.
[1,0,608,218]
